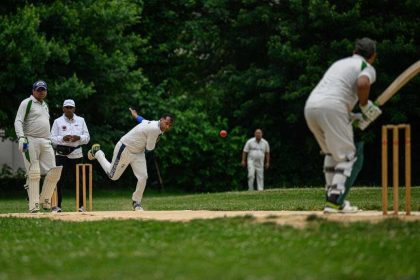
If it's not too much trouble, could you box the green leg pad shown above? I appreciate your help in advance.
[337,141,364,205]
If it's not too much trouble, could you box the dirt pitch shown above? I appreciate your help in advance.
[1,210,419,228]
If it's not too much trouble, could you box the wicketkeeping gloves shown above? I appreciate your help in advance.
[18,137,28,152]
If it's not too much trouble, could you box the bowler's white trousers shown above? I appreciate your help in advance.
[95,141,148,203]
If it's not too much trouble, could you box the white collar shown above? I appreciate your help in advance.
[63,113,77,122]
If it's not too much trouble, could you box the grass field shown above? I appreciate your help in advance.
[1,187,419,213]
[0,187,419,279]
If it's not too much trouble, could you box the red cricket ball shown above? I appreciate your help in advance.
[219,130,228,138]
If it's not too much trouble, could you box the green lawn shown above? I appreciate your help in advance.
[0,187,418,213]
[0,187,419,280]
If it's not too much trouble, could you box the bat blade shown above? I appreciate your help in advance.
[375,60,420,106]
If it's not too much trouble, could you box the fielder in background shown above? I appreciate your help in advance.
[241,129,270,191]
[51,99,90,213]
[87,113,174,211]
[14,80,62,213]
[304,37,381,213]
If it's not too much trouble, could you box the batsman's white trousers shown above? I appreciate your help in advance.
[95,141,148,203]
[22,136,56,210]
[304,107,355,162]
[247,157,264,191]
[304,107,356,195]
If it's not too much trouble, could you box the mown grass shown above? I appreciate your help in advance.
[0,217,419,280]
[0,187,419,279]
[1,187,419,213]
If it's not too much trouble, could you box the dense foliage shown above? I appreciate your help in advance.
[1,0,419,191]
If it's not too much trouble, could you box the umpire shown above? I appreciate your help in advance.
[51,99,90,212]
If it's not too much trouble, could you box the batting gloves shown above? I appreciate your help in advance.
[356,100,382,130]
[360,100,382,122]
[18,137,29,152]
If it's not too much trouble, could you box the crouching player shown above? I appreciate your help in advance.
[87,113,174,211]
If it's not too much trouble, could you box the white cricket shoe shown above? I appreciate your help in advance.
[324,200,359,214]
[29,206,40,213]
[51,206,62,213]
[78,206,86,212]
[133,201,144,211]
[340,200,359,213]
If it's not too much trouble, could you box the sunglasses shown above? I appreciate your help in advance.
[35,88,46,92]
[64,106,74,109]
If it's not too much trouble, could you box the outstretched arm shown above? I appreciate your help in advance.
[129,107,144,123]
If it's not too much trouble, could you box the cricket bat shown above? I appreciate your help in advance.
[357,60,420,130]
[375,60,420,106]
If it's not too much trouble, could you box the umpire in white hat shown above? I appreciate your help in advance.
[51,99,90,212]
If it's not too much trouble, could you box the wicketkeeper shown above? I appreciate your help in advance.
[14,80,62,213]
[304,38,381,213]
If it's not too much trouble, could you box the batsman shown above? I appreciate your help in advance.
[304,38,381,213]
[14,80,62,213]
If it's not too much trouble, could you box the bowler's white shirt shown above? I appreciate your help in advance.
[305,54,376,112]
[121,120,162,153]
[51,114,90,159]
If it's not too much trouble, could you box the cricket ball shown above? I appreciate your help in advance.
[219,130,228,138]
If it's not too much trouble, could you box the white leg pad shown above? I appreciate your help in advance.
[40,166,63,208]
[24,176,29,195]
[323,155,337,189]
[328,157,357,196]
[28,168,41,211]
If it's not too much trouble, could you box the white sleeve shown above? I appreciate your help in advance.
[359,65,376,84]
[14,100,28,138]
[145,127,161,151]
[50,119,63,144]
[243,140,250,152]
[79,119,90,145]
[265,141,270,153]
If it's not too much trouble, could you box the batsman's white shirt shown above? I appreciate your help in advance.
[305,54,376,113]
[120,120,162,153]
[14,95,56,211]
[304,54,376,162]
[14,95,50,139]
[51,114,90,159]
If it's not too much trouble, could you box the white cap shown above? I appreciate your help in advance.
[63,99,75,107]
